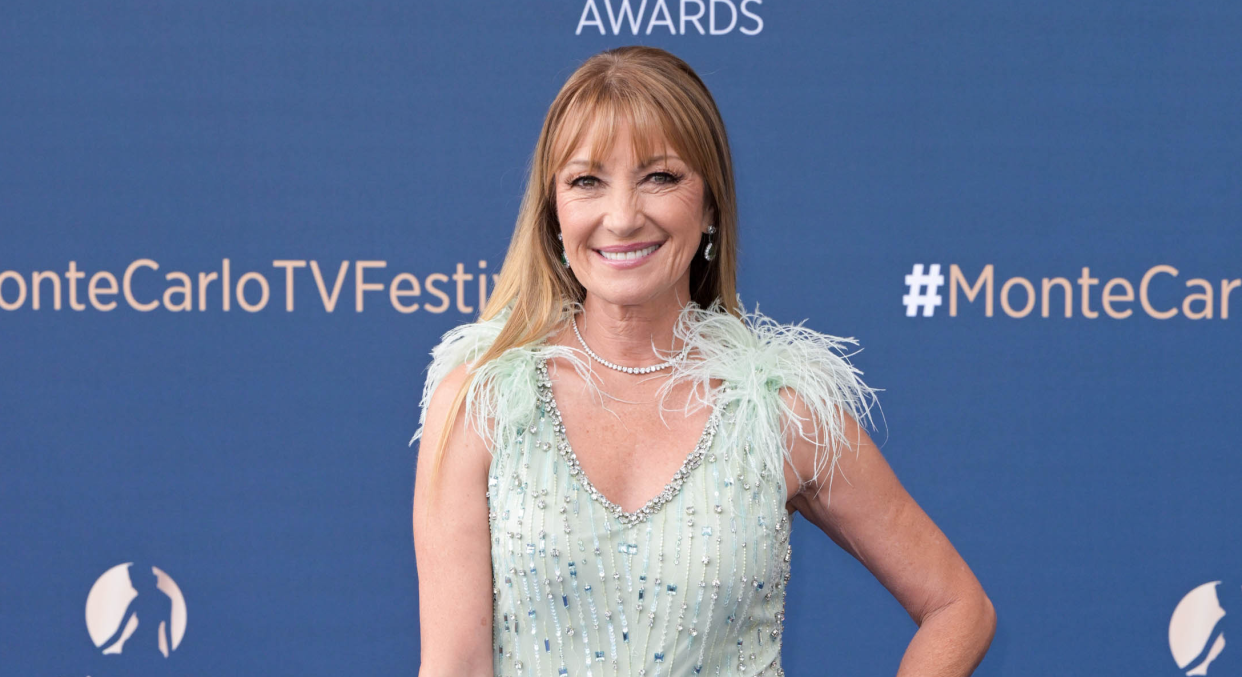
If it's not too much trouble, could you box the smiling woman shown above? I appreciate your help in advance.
[411,45,995,677]
[556,123,713,306]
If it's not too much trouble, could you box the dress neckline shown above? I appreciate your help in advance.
[535,356,723,528]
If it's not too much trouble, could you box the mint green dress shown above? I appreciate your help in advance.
[412,299,880,677]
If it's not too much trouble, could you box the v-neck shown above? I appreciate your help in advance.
[535,357,723,528]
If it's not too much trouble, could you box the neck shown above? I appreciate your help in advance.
[573,290,689,367]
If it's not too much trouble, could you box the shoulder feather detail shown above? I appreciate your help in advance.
[408,302,597,455]
[656,299,884,503]
[409,297,883,506]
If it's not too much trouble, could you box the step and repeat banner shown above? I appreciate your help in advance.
[1,1,1238,675]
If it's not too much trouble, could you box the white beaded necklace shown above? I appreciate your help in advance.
[570,314,688,375]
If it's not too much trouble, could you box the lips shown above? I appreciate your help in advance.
[597,243,661,261]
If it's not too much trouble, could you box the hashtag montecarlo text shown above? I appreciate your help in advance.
[904,263,1240,320]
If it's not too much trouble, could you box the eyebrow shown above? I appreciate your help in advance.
[564,154,680,171]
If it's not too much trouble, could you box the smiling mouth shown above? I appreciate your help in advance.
[596,243,662,261]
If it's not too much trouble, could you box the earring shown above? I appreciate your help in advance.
[703,224,717,262]
[558,232,570,268]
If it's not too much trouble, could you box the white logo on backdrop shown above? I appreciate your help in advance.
[1169,581,1239,675]
[85,562,187,658]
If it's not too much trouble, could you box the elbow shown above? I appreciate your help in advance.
[978,591,998,647]
[923,588,996,648]
[922,586,995,629]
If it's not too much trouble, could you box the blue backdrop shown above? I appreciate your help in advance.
[1,1,1239,675]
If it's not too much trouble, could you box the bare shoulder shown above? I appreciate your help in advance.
[777,385,880,515]
[415,362,492,485]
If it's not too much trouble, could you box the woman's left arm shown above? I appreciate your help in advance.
[781,389,997,677]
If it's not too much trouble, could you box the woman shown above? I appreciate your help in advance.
[412,46,995,676]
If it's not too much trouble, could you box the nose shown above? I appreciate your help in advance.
[602,181,643,237]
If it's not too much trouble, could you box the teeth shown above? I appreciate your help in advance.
[599,244,660,261]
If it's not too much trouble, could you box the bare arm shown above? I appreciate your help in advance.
[782,389,996,677]
[413,363,495,677]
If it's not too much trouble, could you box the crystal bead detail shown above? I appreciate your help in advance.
[534,358,723,528]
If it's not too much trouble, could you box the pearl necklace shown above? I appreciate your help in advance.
[571,314,688,375]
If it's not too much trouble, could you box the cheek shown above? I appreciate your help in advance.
[651,190,707,235]
[555,195,596,237]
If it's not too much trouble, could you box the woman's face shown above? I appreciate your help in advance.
[554,120,713,310]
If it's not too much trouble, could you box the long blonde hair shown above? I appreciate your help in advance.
[426,45,741,481]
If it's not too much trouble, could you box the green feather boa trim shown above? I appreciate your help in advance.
[411,297,883,502]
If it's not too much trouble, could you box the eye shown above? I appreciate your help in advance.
[648,170,684,185]
[568,175,600,189]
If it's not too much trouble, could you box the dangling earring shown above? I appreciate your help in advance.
[558,232,570,268]
[703,224,717,262]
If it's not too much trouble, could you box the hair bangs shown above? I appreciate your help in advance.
[547,83,693,183]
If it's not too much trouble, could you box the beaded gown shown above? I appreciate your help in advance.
[412,299,880,677]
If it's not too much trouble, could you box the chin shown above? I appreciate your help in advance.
[581,280,683,309]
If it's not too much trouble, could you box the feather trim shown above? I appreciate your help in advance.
[408,301,601,454]
[654,298,883,504]
[410,297,883,505]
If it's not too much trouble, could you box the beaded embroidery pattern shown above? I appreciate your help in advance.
[537,358,724,528]
[414,298,881,676]
[488,357,794,676]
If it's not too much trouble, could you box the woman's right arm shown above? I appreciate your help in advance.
[413,363,495,677]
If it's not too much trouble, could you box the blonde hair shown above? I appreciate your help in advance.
[425,45,741,482]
